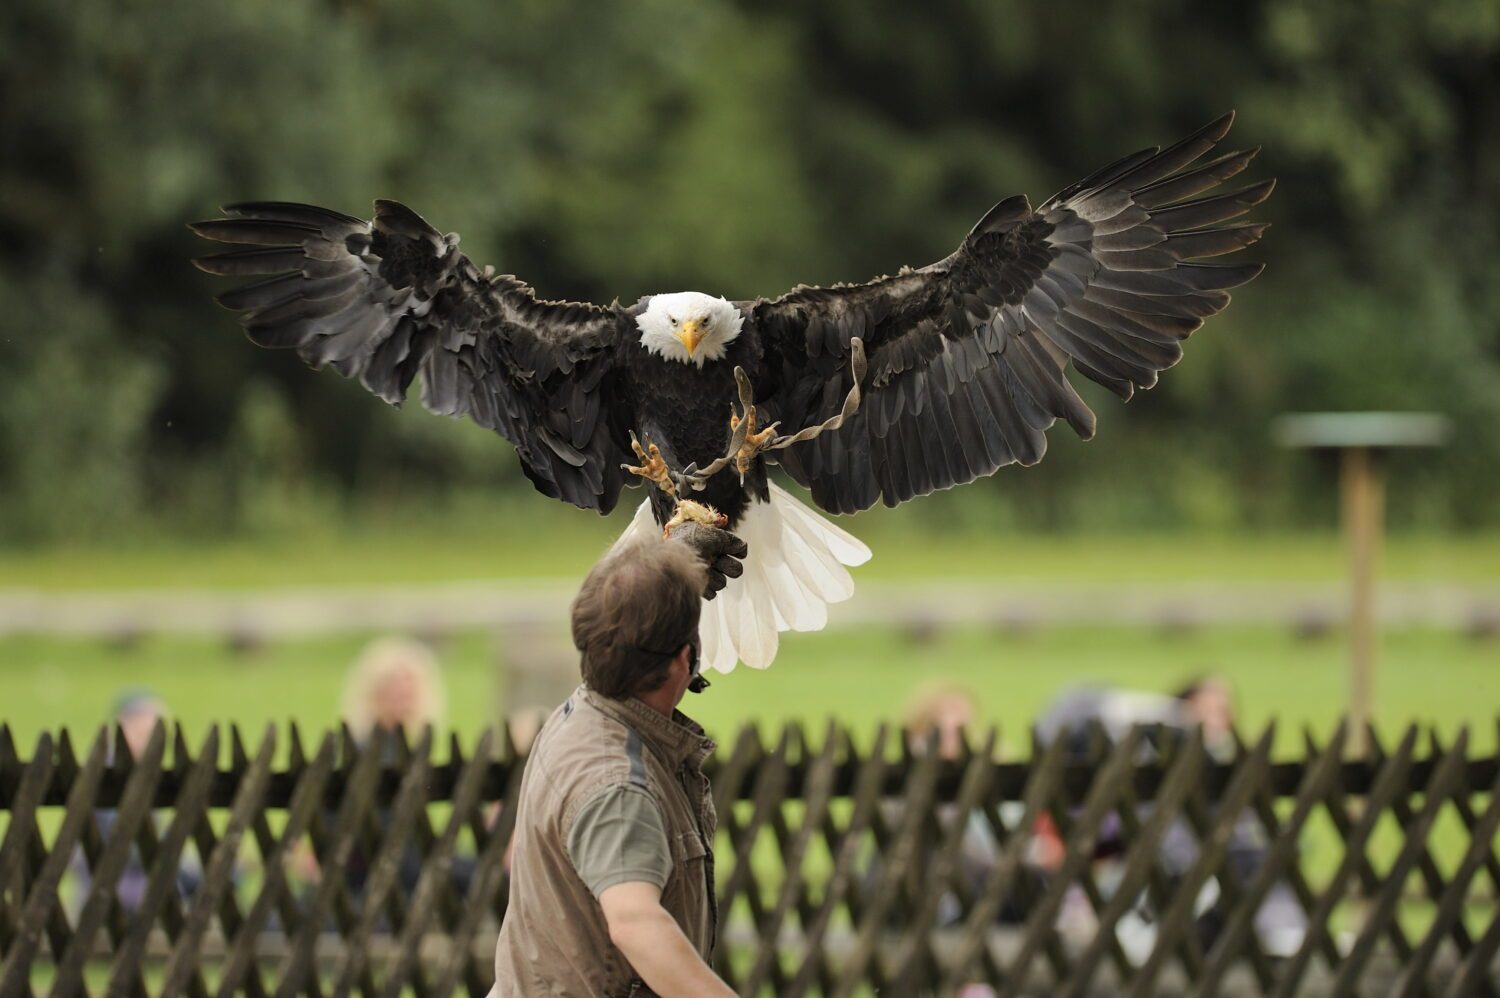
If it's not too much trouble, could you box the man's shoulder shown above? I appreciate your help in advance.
[537,691,637,753]
[531,691,614,753]
[527,694,648,815]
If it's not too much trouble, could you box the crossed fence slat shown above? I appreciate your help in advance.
[1370,728,1474,985]
[1391,740,1500,998]
[1036,725,1142,988]
[1329,730,1472,998]
[887,727,1000,994]
[1109,733,1206,982]
[382,727,495,998]
[160,725,276,998]
[62,727,144,998]
[2,729,110,997]
[106,726,218,998]
[0,731,53,968]
[1,720,1497,997]
[1308,727,1422,969]
[834,728,944,996]
[742,721,837,995]
[787,725,890,997]
[942,727,1071,994]
[1447,900,1500,998]
[1125,726,1276,998]
[0,730,54,998]
[220,732,337,998]
[1189,723,1347,997]
[721,725,790,976]
[1060,729,1206,998]
[1269,725,1423,998]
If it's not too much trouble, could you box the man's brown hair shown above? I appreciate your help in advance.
[571,538,706,699]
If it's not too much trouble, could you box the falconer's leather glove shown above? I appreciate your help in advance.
[668,522,748,600]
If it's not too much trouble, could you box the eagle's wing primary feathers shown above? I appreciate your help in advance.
[191,200,635,513]
[752,112,1271,514]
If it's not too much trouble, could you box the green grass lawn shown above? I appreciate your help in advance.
[3,519,1495,753]
[5,494,1499,590]
[5,622,1495,759]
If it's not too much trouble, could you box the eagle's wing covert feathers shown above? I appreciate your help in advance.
[751,112,1271,514]
[191,200,635,513]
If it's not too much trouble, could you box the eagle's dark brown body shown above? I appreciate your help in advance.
[191,111,1270,537]
[619,326,773,527]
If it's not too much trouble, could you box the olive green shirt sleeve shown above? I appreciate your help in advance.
[566,783,673,897]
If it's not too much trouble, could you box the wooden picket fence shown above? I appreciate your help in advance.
[1,719,1497,997]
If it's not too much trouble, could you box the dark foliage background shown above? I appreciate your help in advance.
[3,0,1497,544]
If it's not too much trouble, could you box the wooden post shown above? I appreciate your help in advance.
[1341,446,1382,758]
[1275,412,1447,759]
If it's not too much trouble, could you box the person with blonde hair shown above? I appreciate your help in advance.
[903,681,980,760]
[340,636,446,742]
[320,636,453,905]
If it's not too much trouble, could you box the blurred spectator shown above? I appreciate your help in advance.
[1174,673,1236,760]
[73,689,201,916]
[112,687,168,764]
[1031,684,1185,882]
[1161,673,1306,956]
[1035,684,1186,762]
[1035,677,1307,958]
[340,636,447,745]
[296,637,470,913]
[904,682,978,760]
[877,685,1025,929]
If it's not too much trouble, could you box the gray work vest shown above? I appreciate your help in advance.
[491,685,717,997]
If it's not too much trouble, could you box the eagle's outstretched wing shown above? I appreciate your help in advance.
[752,112,1271,514]
[191,200,636,512]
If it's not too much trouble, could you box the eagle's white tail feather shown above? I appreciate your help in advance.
[780,510,856,602]
[779,493,873,568]
[614,482,870,674]
[736,567,778,668]
[617,498,659,546]
[708,481,871,671]
[766,553,825,631]
[703,585,735,667]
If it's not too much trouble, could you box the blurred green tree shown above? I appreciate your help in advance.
[1,0,1495,543]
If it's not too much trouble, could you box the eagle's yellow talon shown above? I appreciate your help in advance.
[746,426,776,448]
[625,441,676,496]
[731,407,780,476]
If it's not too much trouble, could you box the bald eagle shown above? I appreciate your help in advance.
[192,113,1269,673]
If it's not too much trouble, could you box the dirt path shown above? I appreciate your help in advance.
[2,579,1496,637]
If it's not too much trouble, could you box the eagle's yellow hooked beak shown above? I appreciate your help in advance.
[676,318,704,357]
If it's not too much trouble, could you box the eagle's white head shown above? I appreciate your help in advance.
[636,291,744,368]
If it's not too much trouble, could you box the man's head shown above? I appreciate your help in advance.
[572,538,708,701]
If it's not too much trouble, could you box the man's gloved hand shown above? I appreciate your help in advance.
[667,522,748,600]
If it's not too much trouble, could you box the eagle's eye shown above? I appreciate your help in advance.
[668,316,678,325]
[701,316,713,327]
